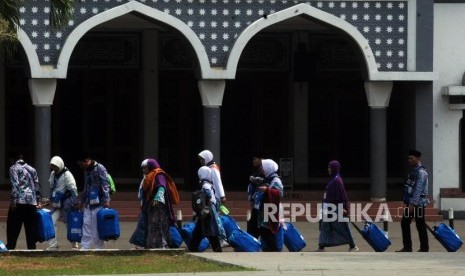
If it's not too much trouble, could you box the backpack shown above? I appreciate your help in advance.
[192,190,210,219]
[107,174,116,195]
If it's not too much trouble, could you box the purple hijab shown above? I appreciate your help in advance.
[324,160,349,211]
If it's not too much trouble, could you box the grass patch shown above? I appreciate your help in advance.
[0,251,249,275]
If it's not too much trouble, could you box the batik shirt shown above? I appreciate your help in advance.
[9,161,41,205]
[81,162,110,208]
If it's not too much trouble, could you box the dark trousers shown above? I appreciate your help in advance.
[401,206,429,251]
[6,204,37,250]
[188,219,222,252]
[246,209,260,239]
[260,227,279,252]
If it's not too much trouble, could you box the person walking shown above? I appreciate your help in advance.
[47,156,79,250]
[257,159,284,252]
[198,150,226,204]
[77,155,111,250]
[6,154,41,250]
[137,158,175,248]
[397,149,430,252]
[247,153,264,239]
[188,166,223,252]
[317,160,359,252]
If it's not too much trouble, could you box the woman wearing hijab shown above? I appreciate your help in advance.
[47,156,78,250]
[198,150,226,203]
[188,166,223,252]
[317,160,359,252]
[130,159,175,248]
[129,159,151,248]
[257,159,283,252]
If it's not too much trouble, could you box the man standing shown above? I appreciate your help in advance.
[397,149,430,252]
[77,155,111,250]
[6,154,41,250]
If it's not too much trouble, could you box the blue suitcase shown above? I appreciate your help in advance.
[220,215,240,238]
[283,223,306,252]
[428,223,463,252]
[97,208,120,241]
[229,229,261,252]
[67,210,83,243]
[36,209,55,242]
[261,225,284,252]
[179,222,210,252]
[361,222,391,252]
[169,226,183,248]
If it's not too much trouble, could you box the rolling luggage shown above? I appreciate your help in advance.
[351,222,391,252]
[228,229,261,252]
[36,209,55,242]
[169,226,183,248]
[261,225,284,252]
[283,222,306,252]
[426,223,463,252]
[179,222,210,252]
[67,210,83,243]
[220,215,240,238]
[97,208,120,241]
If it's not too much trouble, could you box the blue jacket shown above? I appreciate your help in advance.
[409,164,430,207]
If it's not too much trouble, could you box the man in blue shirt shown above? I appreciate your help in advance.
[397,149,430,252]
[6,154,42,249]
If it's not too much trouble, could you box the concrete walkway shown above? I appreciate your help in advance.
[2,220,465,275]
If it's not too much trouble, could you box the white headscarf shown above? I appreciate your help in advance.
[50,156,65,172]
[141,159,148,168]
[198,166,212,181]
[198,150,214,164]
[261,159,279,177]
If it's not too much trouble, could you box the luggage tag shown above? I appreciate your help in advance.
[89,186,100,205]
[52,191,64,208]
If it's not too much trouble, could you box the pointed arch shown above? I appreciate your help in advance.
[44,1,210,78]
[226,3,378,80]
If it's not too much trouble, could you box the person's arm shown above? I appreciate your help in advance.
[153,174,166,206]
[32,168,41,206]
[97,166,111,207]
[211,168,226,201]
[410,170,428,206]
[9,167,20,207]
[64,171,79,202]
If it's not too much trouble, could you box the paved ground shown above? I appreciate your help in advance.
[2,220,465,275]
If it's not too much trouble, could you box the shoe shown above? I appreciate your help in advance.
[395,248,412,252]
[418,249,429,252]
[220,240,230,248]
[45,246,58,251]
[349,245,359,252]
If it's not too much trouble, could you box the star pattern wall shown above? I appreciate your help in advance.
[18,0,408,71]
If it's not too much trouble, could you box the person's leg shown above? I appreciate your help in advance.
[23,204,37,249]
[260,227,278,252]
[187,221,204,252]
[207,236,222,252]
[80,208,93,249]
[247,209,260,239]
[399,207,413,251]
[6,205,22,250]
[146,205,165,248]
[415,206,429,252]
[47,209,60,249]
[92,207,105,249]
